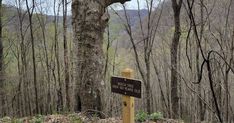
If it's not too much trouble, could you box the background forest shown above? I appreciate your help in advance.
[0,0,234,123]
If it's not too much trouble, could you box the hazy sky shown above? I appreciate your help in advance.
[2,0,147,15]
[3,0,146,9]
[118,0,146,9]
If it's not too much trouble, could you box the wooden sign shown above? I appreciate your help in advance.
[111,76,142,98]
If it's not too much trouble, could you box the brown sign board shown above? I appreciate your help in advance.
[111,76,142,98]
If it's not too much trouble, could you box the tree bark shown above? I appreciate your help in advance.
[26,0,39,114]
[53,0,63,112]
[170,0,182,119]
[62,0,71,112]
[0,0,4,117]
[198,0,205,121]
[72,0,130,113]
[36,9,52,114]
[16,0,28,116]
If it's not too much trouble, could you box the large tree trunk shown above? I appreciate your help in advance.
[72,0,130,113]
[170,0,182,119]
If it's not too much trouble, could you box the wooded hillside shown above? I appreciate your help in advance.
[0,0,234,123]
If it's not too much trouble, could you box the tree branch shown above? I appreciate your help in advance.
[105,0,130,6]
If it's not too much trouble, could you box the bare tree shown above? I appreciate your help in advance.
[26,0,39,114]
[15,0,31,116]
[62,0,71,111]
[183,0,234,122]
[53,0,63,112]
[0,0,4,117]
[116,0,164,113]
[35,3,53,114]
[170,0,182,119]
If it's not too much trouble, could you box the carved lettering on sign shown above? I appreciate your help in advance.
[111,76,142,98]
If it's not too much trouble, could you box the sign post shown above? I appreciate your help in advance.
[110,68,142,123]
[111,68,141,123]
[121,68,134,123]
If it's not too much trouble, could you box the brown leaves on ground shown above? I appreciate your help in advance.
[0,113,182,123]
[44,115,70,123]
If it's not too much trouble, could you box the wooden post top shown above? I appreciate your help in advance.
[121,68,134,78]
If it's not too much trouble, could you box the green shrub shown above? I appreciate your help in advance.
[0,116,11,123]
[135,110,148,122]
[149,112,163,121]
[34,118,43,123]
[30,115,44,123]
[12,119,24,123]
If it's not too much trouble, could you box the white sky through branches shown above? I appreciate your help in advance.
[3,0,147,15]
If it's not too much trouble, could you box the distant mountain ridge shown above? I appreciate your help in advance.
[2,3,148,35]
[110,9,148,27]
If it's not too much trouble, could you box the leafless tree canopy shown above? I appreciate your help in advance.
[0,0,233,122]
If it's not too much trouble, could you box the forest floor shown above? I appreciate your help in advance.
[0,113,183,123]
